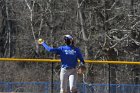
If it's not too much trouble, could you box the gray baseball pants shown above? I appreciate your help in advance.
[60,68,78,93]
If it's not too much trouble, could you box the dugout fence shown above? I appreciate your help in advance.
[0,58,139,93]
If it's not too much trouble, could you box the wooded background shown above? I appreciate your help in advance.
[0,0,139,85]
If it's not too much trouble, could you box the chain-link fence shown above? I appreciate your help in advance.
[0,59,139,93]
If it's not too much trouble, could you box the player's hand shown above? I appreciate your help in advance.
[77,64,86,74]
[38,38,44,44]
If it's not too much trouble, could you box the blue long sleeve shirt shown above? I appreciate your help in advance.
[42,42,85,68]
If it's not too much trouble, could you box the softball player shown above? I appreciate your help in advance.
[38,35,86,93]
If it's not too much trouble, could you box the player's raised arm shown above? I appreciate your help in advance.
[38,38,61,53]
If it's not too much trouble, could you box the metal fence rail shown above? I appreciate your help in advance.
[0,58,140,65]
[0,82,140,93]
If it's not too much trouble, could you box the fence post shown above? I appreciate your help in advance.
[51,62,54,93]
[108,64,111,93]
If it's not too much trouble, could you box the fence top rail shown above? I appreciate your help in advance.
[0,58,140,65]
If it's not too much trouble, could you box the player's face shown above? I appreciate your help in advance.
[65,39,72,45]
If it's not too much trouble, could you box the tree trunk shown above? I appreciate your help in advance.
[24,0,39,56]
[77,0,89,59]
